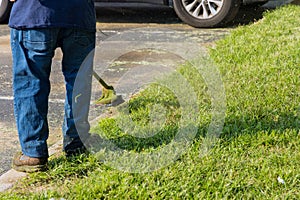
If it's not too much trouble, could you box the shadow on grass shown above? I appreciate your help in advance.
[90,93,183,152]
[222,111,300,139]
[25,109,298,186]
[90,94,299,154]
[227,5,271,27]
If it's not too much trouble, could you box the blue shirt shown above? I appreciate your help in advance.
[9,0,96,31]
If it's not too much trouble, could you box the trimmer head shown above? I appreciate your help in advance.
[95,87,124,106]
[93,70,125,106]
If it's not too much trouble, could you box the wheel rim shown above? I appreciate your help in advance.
[181,0,224,19]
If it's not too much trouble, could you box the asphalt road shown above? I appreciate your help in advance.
[0,5,270,175]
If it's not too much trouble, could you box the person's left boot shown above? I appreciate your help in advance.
[12,152,48,173]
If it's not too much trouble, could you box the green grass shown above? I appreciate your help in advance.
[1,5,300,199]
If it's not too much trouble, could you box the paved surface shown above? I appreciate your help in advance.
[0,3,274,177]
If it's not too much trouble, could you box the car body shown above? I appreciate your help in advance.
[0,0,12,24]
[0,0,267,27]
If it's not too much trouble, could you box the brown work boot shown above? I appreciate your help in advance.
[12,152,48,173]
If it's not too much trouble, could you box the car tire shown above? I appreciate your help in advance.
[173,0,241,27]
[0,0,13,23]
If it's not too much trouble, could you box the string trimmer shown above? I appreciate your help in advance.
[93,70,124,106]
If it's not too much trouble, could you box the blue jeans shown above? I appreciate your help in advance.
[10,28,95,158]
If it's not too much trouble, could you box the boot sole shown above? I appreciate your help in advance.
[12,163,47,173]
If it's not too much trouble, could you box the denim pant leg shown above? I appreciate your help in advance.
[58,29,95,152]
[10,28,59,158]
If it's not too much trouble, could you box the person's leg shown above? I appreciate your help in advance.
[11,28,58,159]
[58,28,95,155]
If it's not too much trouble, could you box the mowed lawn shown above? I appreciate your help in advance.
[1,5,300,200]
